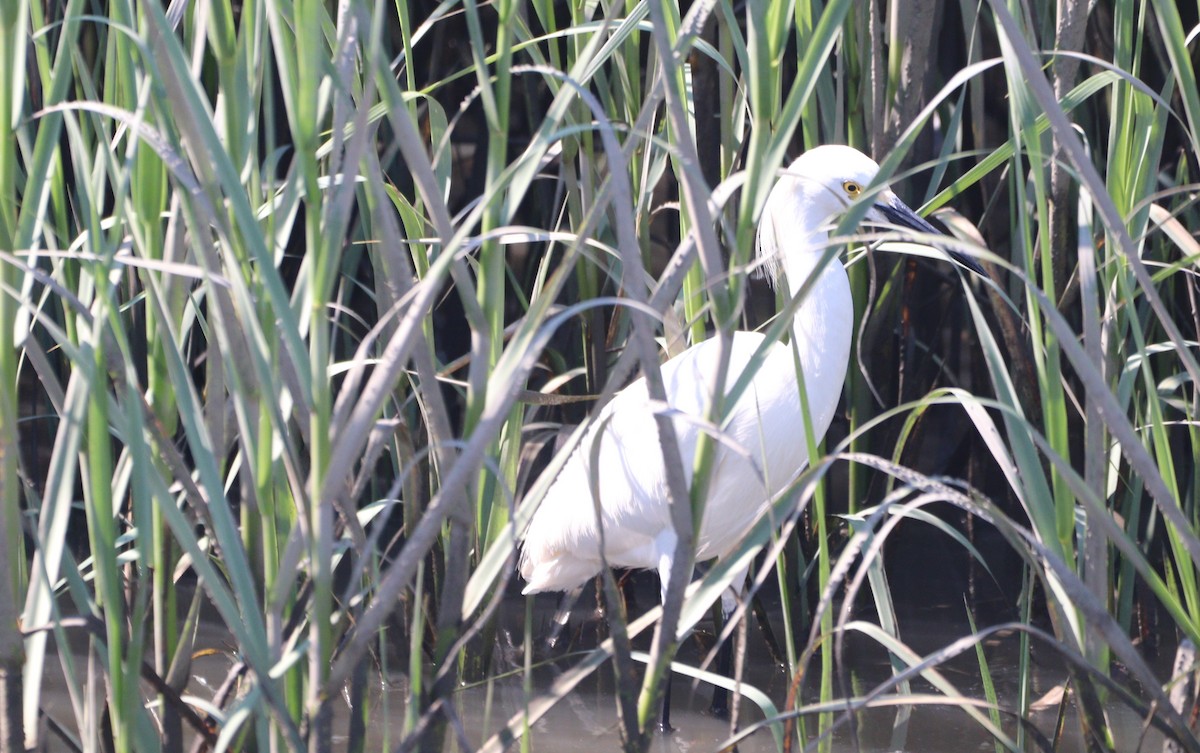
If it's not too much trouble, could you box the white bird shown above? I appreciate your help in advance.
[518,145,983,726]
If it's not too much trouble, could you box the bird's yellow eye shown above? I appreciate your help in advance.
[843,180,862,197]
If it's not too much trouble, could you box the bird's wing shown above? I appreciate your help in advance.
[521,334,786,590]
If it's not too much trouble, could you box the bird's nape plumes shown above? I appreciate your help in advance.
[753,207,785,289]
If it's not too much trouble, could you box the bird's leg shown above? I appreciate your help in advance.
[708,588,736,718]
[710,567,748,718]
[710,639,733,716]
[544,586,583,651]
[658,677,674,734]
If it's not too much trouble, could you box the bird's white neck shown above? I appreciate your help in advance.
[779,230,854,427]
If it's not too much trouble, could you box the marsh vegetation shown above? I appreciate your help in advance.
[1,0,1199,751]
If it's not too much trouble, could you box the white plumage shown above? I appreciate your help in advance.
[519,145,975,599]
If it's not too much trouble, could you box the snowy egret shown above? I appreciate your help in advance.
[519,145,984,727]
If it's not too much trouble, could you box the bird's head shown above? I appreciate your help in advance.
[756,145,986,286]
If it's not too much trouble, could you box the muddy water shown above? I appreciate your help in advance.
[438,590,1170,753]
[33,583,1171,752]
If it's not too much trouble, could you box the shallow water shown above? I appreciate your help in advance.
[350,579,1173,753]
[434,589,1170,753]
[33,580,1173,752]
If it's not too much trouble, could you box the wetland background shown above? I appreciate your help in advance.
[2,0,1200,751]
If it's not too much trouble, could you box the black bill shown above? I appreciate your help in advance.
[876,195,988,277]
